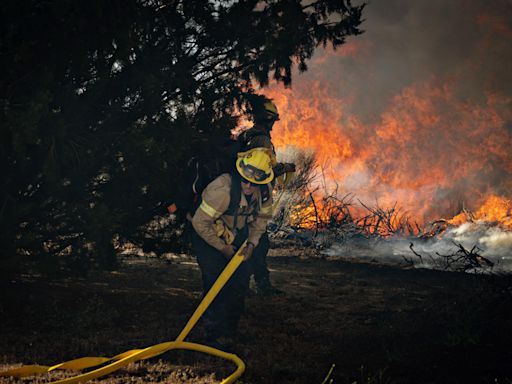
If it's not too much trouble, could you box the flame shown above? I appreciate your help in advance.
[260,77,512,230]
[242,4,512,234]
[476,196,512,224]
[447,195,512,229]
[289,204,320,229]
[268,82,354,162]
[447,212,468,227]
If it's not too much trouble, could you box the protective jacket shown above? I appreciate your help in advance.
[192,173,273,251]
[238,126,276,160]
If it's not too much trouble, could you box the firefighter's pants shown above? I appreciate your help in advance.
[248,231,270,286]
[191,229,250,340]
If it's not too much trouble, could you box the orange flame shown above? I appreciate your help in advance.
[447,195,512,230]
[261,78,512,228]
[244,4,512,232]
[267,82,354,161]
[475,195,512,226]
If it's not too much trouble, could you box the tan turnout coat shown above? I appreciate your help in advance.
[191,173,273,251]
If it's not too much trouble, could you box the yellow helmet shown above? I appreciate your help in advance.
[262,101,280,121]
[236,149,274,184]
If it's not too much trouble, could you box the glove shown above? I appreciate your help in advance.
[221,244,236,259]
[240,242,255,261]
[283,163,296,173]
[274,163,296,177]
[273,163,285,177]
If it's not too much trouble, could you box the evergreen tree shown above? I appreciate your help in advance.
[0,0,364,275]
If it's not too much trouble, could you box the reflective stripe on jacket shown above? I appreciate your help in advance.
[191,173,273,251]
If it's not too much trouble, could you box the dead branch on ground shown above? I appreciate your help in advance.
[406,242,437,266]
[436,242,494,272]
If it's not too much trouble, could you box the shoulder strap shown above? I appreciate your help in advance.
[224,173,241,234]
[226,173,241,215]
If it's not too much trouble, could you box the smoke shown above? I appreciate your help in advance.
[271,0,512,223]
[323,223,512,273]
[307,0,512,119]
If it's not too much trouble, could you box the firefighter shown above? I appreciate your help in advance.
[238,99,295,295]
[191,149,274,347]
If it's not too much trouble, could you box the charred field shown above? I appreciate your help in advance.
[1,247,512,384]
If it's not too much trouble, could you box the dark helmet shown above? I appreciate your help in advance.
[254,100,280,124]
[261,101,279,121]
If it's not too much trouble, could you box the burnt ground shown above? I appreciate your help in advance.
[1,247,512,384]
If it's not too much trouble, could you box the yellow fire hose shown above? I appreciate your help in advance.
[0,241,248,384]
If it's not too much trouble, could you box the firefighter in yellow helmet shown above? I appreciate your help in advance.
[191,148,274,349]
[237,98,295,295]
